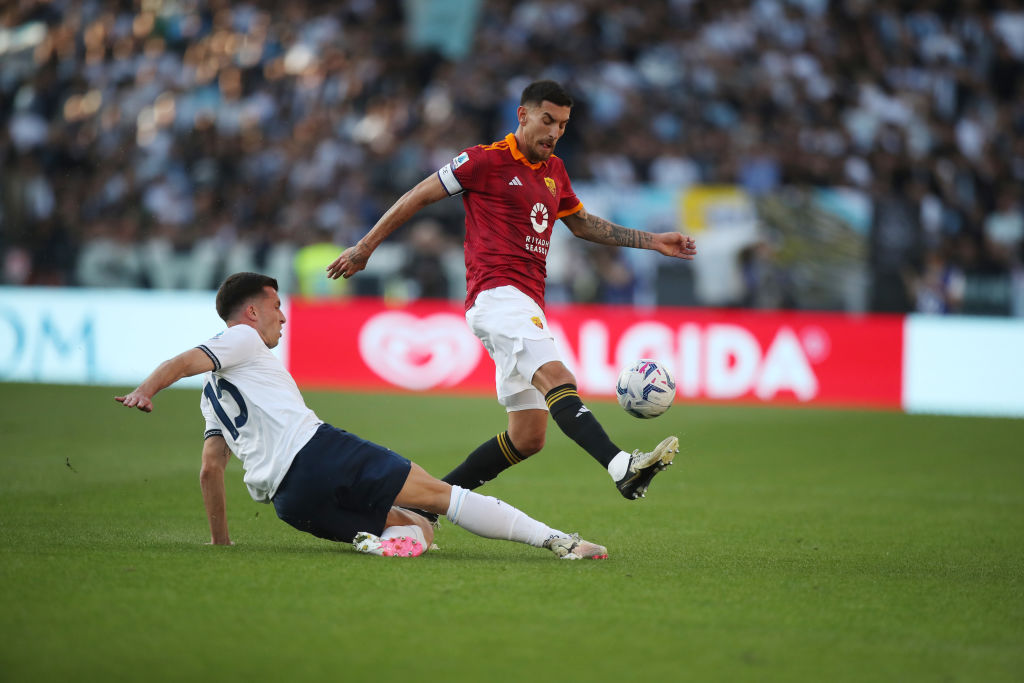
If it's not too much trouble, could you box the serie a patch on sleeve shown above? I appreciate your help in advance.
[437,155,466,196]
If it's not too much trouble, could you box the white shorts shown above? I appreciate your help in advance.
[466,286,562,412]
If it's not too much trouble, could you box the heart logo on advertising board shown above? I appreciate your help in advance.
[358,311,482,390]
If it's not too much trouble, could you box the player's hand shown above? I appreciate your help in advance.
[326,244,370,280]
[115,390,153,412]
[654,232,697,260]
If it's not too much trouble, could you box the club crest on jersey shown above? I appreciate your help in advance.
[531,316,544,329]
[544,177,557,197]
[452,152,469,169]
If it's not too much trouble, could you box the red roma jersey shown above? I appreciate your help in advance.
[437,133,583,311]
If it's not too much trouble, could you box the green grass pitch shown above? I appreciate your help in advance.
[1,382,1021,682]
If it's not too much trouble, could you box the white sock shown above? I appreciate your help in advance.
[607,451,630,481]
[446,485,562,547]
[381,524,426,547]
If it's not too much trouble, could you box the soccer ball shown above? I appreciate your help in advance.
[615,359,676,419]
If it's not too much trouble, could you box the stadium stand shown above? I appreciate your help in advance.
[1,0,1021,314]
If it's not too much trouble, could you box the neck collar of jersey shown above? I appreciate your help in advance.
[507,133,547,170]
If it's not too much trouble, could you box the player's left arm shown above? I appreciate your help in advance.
[200,435,233,546]
[561,207,697,260]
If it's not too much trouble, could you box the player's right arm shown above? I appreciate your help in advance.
[200,434,233,546]
[326,174,448,280]
[115,348,216,412]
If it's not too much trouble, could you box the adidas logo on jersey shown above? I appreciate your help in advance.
[508,176,523,186]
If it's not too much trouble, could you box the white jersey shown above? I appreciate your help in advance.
[197,324,322,503]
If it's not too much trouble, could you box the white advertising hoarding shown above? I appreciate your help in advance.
[903,315,1024,417]
[0,287,286,388]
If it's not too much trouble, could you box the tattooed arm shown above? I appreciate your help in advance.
[561,207,698,260]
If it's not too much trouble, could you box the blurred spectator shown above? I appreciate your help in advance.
[399,219,456,300]
[0,0,1020,317]
[868,171,924,313]
[75,214,144,288]
[738,240,796,310]
[983,184,1024,269]
[293,227,347,298]
[591,247,637,305]
[910,246,966,314]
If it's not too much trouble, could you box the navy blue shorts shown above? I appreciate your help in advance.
[271,424,412,543]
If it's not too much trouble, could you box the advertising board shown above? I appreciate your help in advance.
[287,299,905,409]
[3,288,1019,417]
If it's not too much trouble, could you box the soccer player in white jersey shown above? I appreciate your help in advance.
[115,272,607,560]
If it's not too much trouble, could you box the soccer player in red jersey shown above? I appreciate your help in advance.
[327,80,697,503]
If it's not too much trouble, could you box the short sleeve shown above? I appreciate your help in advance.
[438,146,489,196]
[195,325,264,372]
[200,389,223,439]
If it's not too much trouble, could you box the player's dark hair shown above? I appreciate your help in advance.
[216,272,279,321]
[520,80,573,108]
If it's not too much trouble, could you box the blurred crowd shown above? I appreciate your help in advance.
[1,0,1022,314]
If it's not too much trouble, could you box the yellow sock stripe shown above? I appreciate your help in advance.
[497,432,521,465]
[545,387,578,408]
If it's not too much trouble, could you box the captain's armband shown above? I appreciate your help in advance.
[437,163,464,196]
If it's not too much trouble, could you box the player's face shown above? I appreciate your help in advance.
[518,101,571,163]
[252,286,286,348]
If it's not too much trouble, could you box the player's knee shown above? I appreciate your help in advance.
[514,433,544,457]
[384,507,436,547]
[533,361,576,393]
[396,463,451,516]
